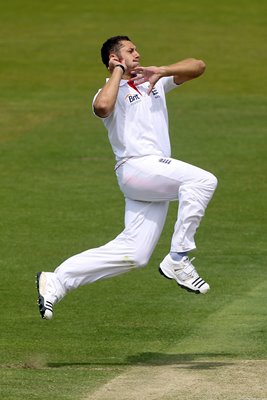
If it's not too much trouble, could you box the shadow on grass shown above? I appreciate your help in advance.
[47,352,234,370]
[126,352,233,369]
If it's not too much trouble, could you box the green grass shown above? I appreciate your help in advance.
[0,0,267,399]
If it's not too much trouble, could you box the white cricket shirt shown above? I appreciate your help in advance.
[93,76,178,161]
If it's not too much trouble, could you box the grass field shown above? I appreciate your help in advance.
[0,1,267,399]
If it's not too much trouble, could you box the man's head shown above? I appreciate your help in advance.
[101,36,131,68]
[101,36,140,73]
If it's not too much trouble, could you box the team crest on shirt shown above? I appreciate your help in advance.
[125,93,141,104]
[151,88,160,98]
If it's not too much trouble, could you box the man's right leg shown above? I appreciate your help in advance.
[36,199,168,319]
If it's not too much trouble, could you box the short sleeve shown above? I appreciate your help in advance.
[161,76,180,94]
[92,89,102,118]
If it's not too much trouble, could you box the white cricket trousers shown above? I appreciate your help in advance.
[55,155,217,294]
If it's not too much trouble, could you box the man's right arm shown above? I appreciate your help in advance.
[93,62,125,118]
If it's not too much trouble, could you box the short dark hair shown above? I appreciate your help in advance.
[101,36,131,68]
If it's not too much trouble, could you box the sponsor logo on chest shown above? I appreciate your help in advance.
[124,87,161,105]
[126,93,140,103]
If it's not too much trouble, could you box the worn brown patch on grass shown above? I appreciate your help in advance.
[84,360,267,400]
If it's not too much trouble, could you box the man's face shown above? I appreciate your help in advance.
[115,41,140,70]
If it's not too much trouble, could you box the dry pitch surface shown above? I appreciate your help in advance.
[85,360,266,400]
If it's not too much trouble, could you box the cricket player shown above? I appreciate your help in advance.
[36,36,218,320]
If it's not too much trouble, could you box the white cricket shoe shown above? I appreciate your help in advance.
[36,272,64,320]
[159,254,210,294]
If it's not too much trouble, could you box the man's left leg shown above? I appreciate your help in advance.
[158,159,218,294]
[116,155,217,294]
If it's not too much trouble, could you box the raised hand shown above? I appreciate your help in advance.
[130,66,163,95]
[108,55,126,73]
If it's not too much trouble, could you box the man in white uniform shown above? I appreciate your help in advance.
[36,36,218,320]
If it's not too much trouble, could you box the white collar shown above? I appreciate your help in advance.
[105,78,130,87]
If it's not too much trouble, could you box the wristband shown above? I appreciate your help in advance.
[114,64,125,73]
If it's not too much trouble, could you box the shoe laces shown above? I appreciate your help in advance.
[173,257,198,280]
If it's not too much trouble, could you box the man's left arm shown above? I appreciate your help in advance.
[131,58,206,94]
[161,58,206,84]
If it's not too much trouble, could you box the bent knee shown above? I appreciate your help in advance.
[133,253,151,268]
[208,173,218,190]
[199,171,218,192]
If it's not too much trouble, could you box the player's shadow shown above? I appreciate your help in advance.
[126,352,233,369]
[47,352,233,370]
